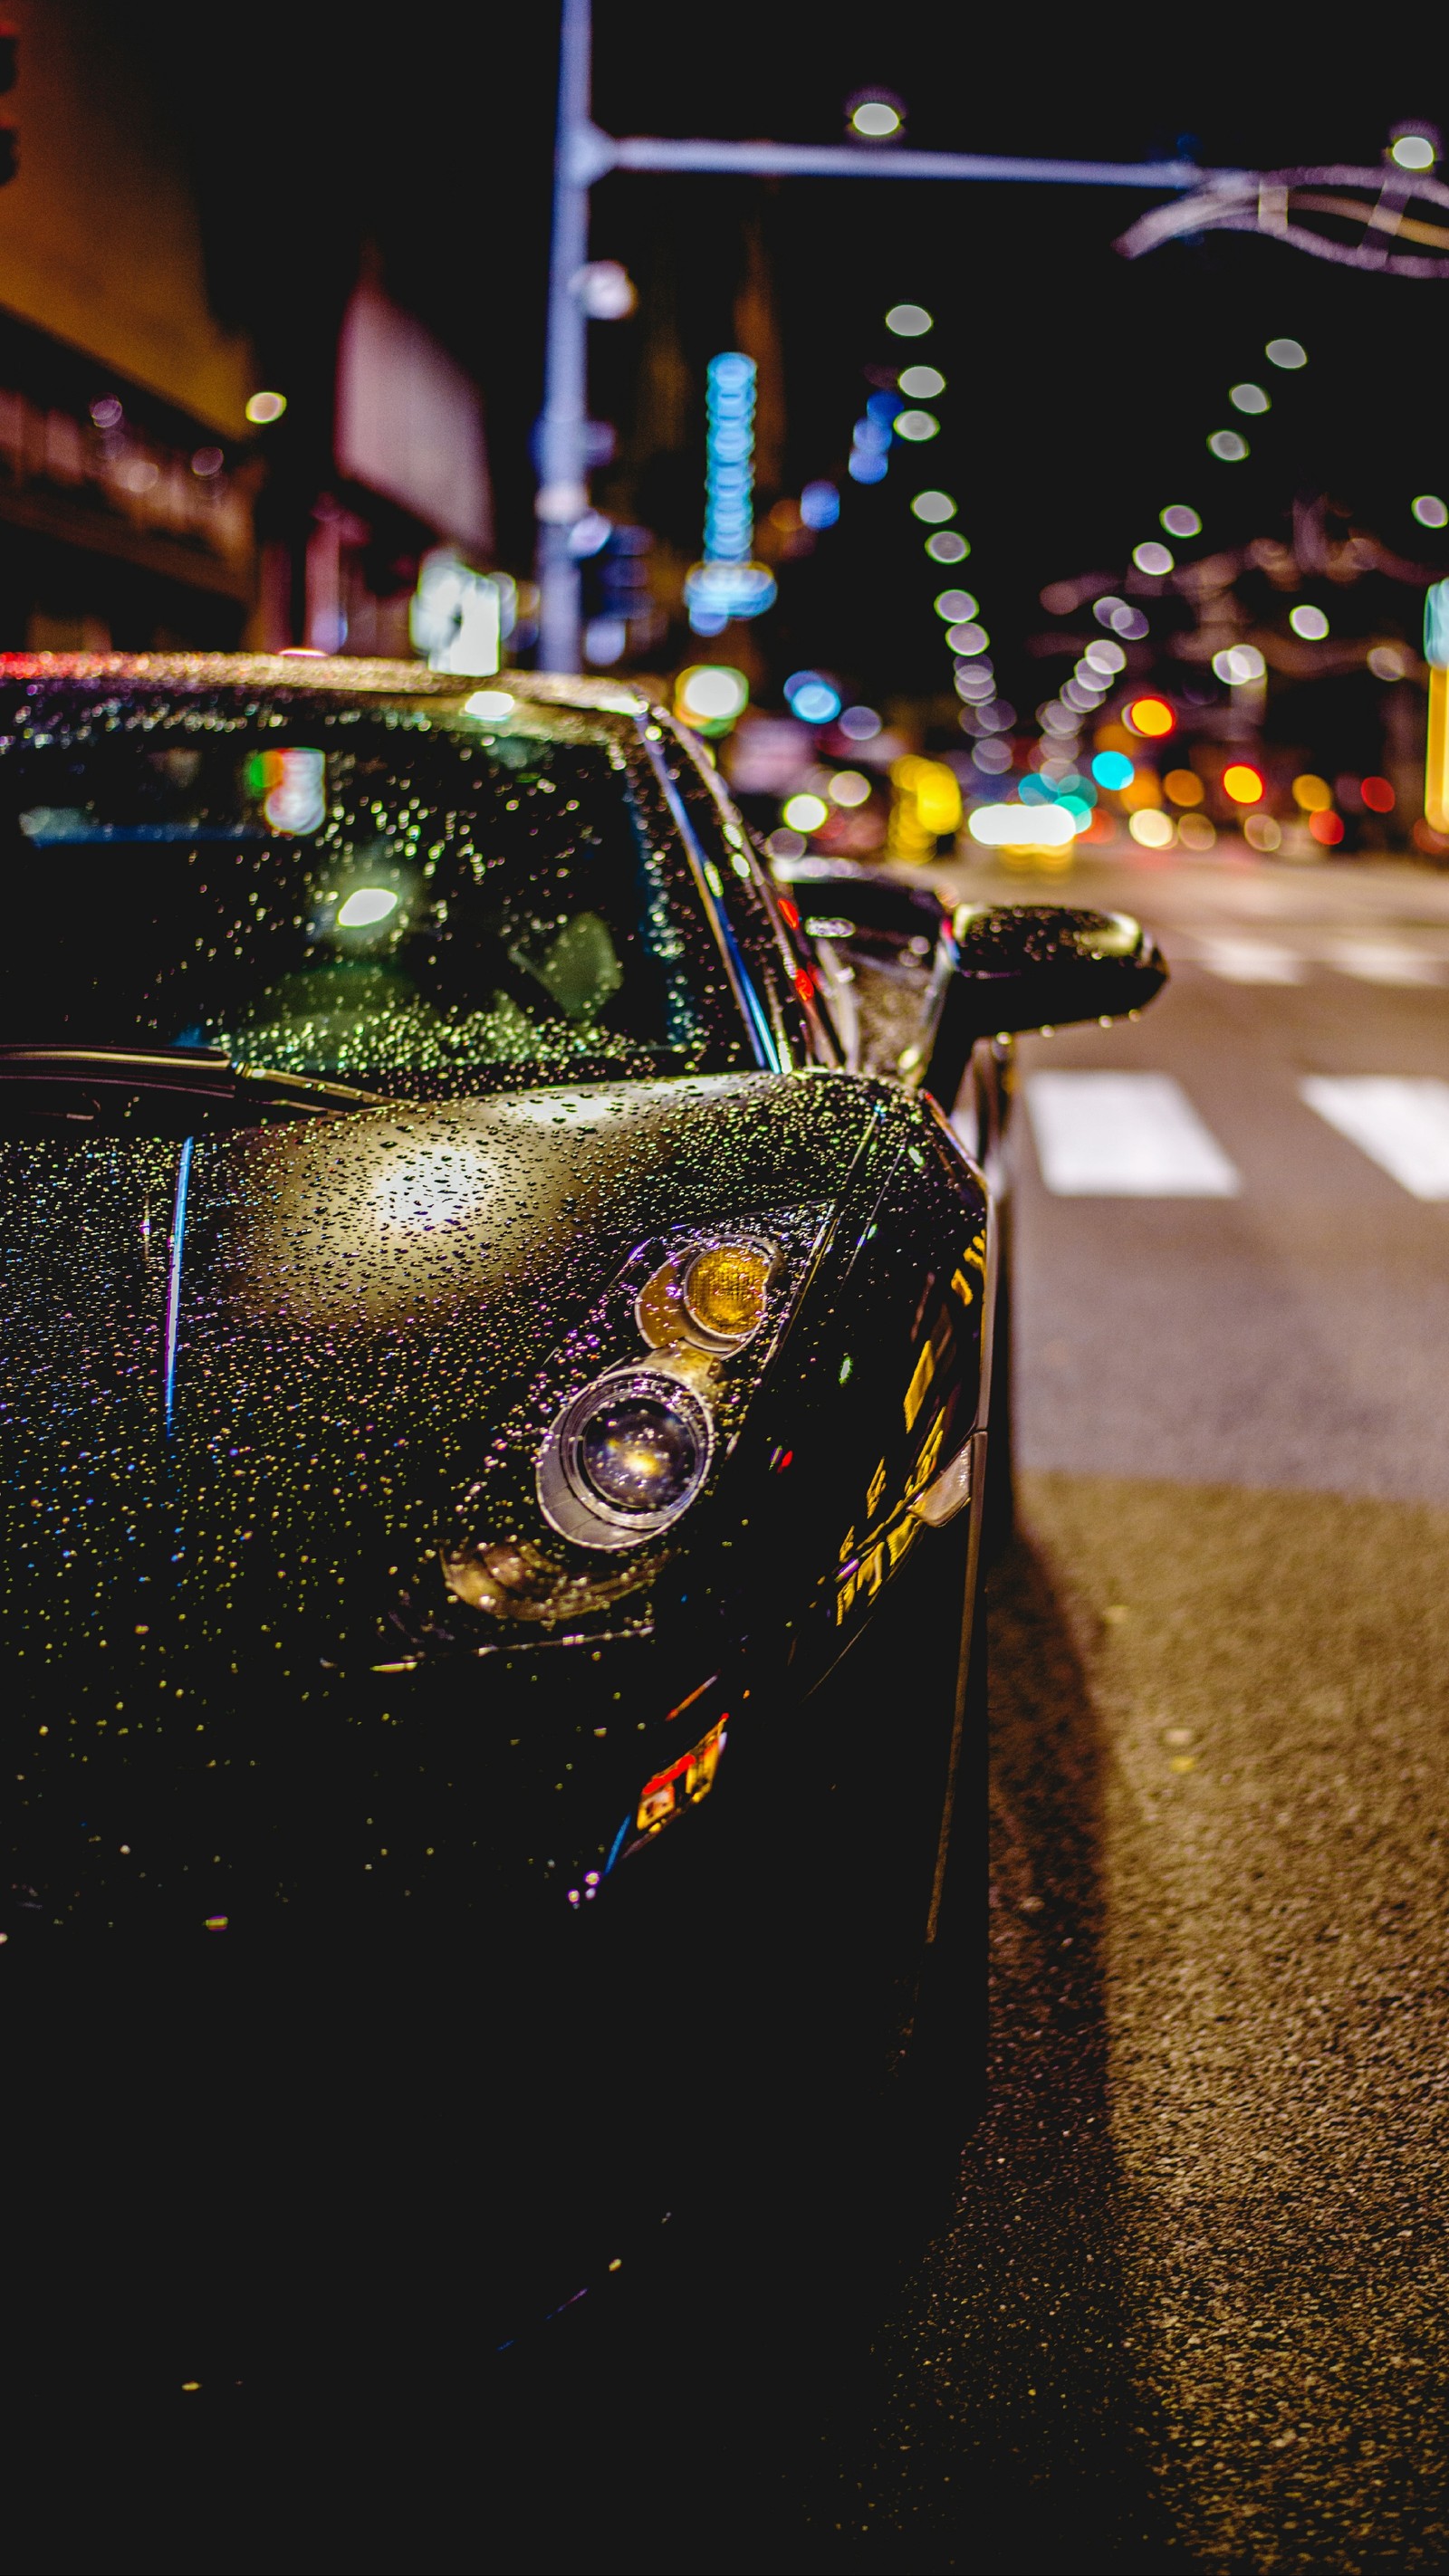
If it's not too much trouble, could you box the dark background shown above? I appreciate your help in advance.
[136,6,1449,730]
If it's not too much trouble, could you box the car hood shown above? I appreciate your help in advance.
[1,1070,897,1664]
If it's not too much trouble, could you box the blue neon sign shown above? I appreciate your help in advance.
[685,351,776,628]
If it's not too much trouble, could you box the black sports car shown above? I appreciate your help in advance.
[0,656,1163,2386]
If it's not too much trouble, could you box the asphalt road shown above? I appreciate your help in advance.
[786,844,1449,2572]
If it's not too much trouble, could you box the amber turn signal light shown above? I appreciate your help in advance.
[681,1240,773,1344]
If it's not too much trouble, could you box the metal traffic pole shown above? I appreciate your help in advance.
[535,0,593,674]
[533,0,1238,673]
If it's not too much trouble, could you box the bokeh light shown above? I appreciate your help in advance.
[1129,810,1174,847]
[245,390,286,425]
[947,622,989,656]
[1127,696,1175,737]
[1091,751,1135,791]
[1208,430,1249,462]
[1177,812,1217,851]
[1213,644,1266,686]
[1292,772,1332,812]
[1390,133,1436,169]
[926,531,969,563]
[898,365,945,398]
[782,793,829,832]
[886,303,933,337]
[1290,604,1329,640]
[675,665,749,728]
[784,672,842,723]
[935,588,977,622]
[829,770,871,808]
[1243,815,1281,852]
[912,490,956,525]
[894,409,939,443]
[1413,493,1448,528]
[970,803,1074,847]
[972,737,1013,773]
[1368,645,1411,680]
[1083,639,1126,676]
[1231,382,1271,415]
[1223,762,1264,804]
[800,480,840,529]
[1361,775,1396,812]
[1133,540,1174,575]
[852,100,901,137]
[1165,768,1204,806]
[1265,338,1308,369]
[839,705,881,741]
[1310,809,1345,846]
[1161,504,1201,537]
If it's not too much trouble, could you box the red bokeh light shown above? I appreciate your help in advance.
[1360,776,1395,813]
[1309,809,1345,847]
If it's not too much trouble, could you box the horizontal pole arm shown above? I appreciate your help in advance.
[569,124,1232,192]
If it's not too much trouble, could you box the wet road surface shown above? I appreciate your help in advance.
[789,847,1449,2572]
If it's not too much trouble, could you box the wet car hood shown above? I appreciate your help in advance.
[0,1070,897,1665]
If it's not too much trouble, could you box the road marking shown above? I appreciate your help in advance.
[1300,1077,1449,1199]
[1025,1072,1242,1197]
[1325,943,1444,985]
[1195,937,1305,984]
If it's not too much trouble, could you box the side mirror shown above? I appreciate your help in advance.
[926,905,1167,1106]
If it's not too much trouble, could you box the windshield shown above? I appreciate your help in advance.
[0,687,734,1094]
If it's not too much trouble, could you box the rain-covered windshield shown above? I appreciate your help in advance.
[0,688,734,1093]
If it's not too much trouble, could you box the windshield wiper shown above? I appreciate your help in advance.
[0,1044,386,1113]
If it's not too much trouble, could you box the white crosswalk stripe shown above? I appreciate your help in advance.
[1196,938,1305,984]
[1187,938,1447,985]
[1025,1071,1242,1197]
[1300,1077,1449,1200]
[1324,943,1444,985]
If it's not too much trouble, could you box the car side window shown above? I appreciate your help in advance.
[663,741,841,1068]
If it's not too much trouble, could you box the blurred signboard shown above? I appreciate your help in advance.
[335,282,492,556]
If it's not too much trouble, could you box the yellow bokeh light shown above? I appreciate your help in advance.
[1165,769,1204,807]
[1292,772,1332,812]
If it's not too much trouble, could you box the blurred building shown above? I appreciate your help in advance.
[290,272,495,660]
[0,0,259,650]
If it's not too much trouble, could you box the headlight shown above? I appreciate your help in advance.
[636,1232,779,1354]
[538,1365,714,1550]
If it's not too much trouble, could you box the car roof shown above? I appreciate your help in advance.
[0,652,660,722]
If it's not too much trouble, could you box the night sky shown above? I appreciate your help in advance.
[144,7,1448,755]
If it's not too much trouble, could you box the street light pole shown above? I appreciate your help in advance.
[535,0,592,674]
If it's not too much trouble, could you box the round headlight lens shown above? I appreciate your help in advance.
[577,1393,703,1517]
[681,1240,774,1344]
